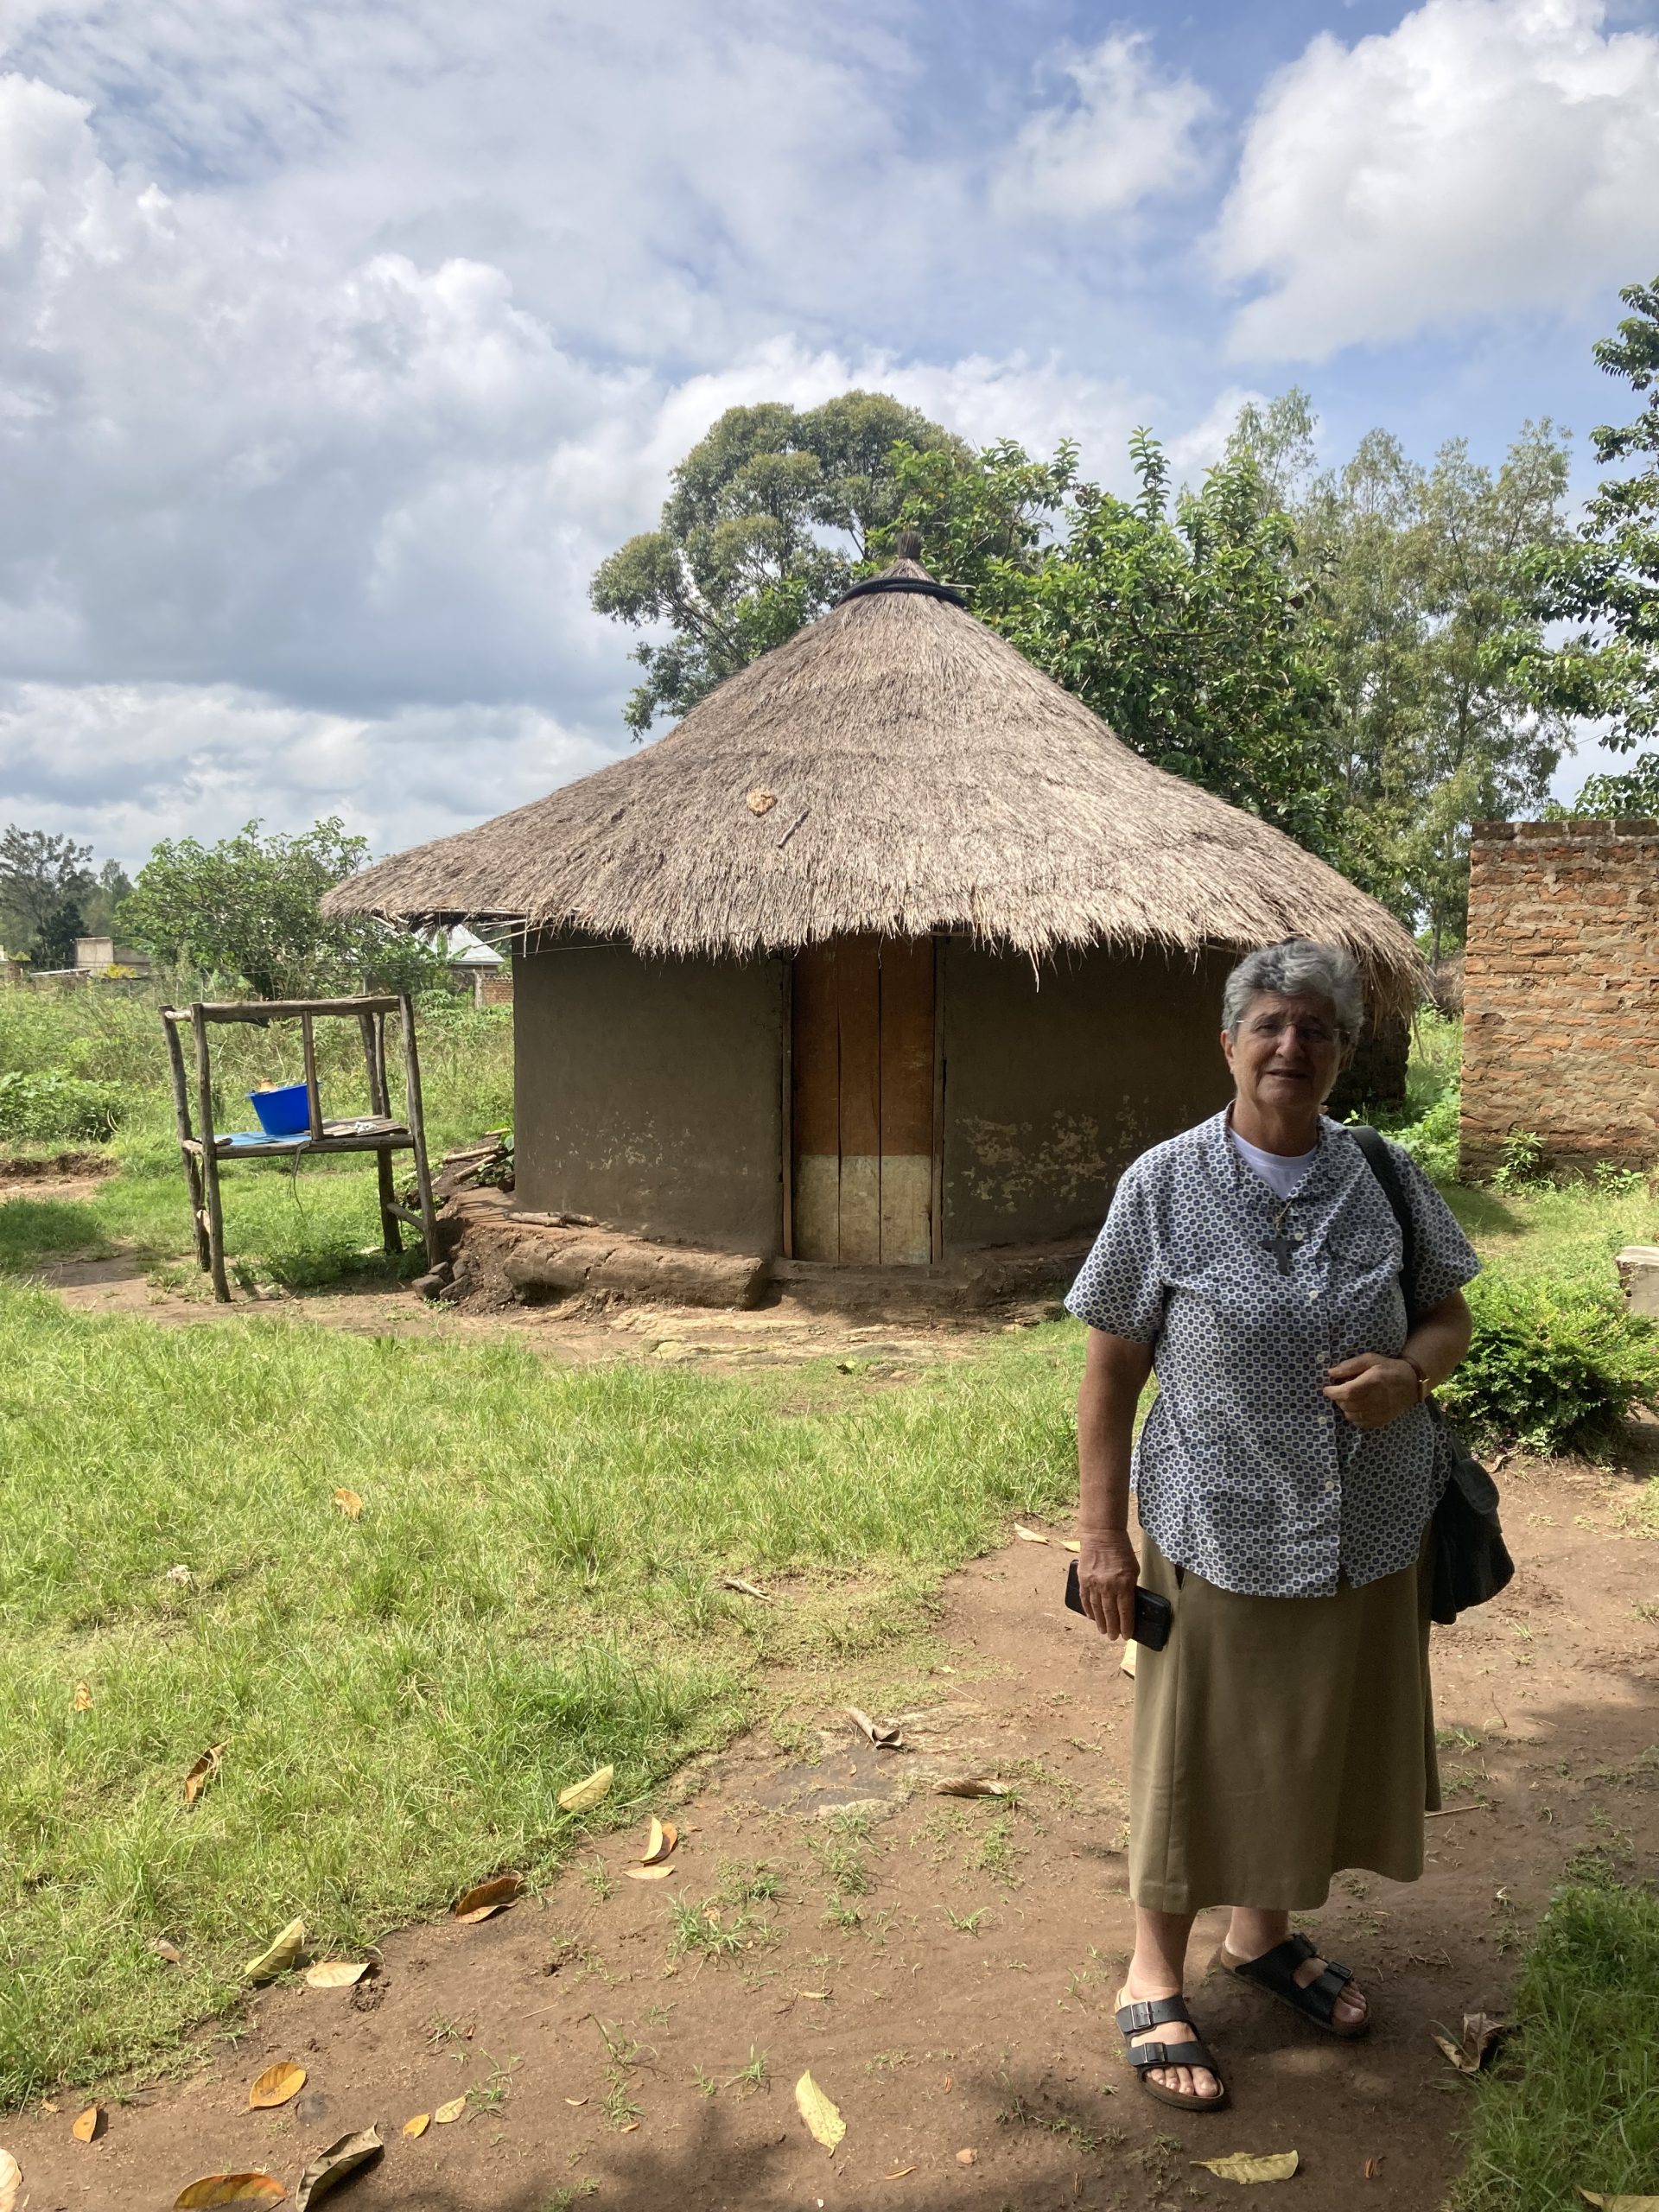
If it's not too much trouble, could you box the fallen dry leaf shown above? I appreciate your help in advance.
[1459,2012,1508,2069]
[794,2070,845,2153]
[184,1745,225,1808]
[1365,2157,1384,2178]
[244,1916,305,1983]
[303,1959,370,1989]
[558,1764,613,1814]
[620,2120,640,2133]
[931,1777,1008,1799]
[1014,1524,1050,1544]
[248,2062,307,2111]
[402,2114,429,2139]
[433,2095,467,2126]
[563,2098,588,2108]
[38,2101,59,2116]
[721,1575,771,1600]
[797,1990,829,2001]
[1577,2196,1659,2210]
[1120,1640,1138,1679]
[884,2169,917,2181]
[942,2075,953,2093]
[624,1864,676,1882]
[73,1681,93,1711]
[956,2148,978,2166]
[151,1937,184,1966]
[641,1817,677,1866]
[454,1872,524,1923]
[331,1488,363,1521]
[847,1707,904,1749]
[294,2127,382,2209]
[71,2103,102,2143]
[1192,2150,1300,2183]
[1062,1540,1081,1554]
[746,788,777,816]
[0,2149,16,2212]
[173,2175,286,2208]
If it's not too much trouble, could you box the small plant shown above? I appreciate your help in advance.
[944,1906,987,1936]
[1592,1158,1646,1197]
[1491,1128,1548,1191]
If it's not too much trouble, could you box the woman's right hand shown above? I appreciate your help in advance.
[1077,1529,1140,1641]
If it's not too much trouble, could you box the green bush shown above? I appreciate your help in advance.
[1440,1272,1659,1452]
[0,1069,124,1142]
[1385,1086,1461,1182]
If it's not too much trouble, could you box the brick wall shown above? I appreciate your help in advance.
[1462,818,1659,1177]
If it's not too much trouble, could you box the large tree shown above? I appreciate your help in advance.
[1529,275,1659,779]
[590,391,969,734]
[1231,404,1574,955]
[121,819,443,1000]
[0,826,95,968]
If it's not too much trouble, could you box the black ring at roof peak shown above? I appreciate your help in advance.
[836,575,969,608]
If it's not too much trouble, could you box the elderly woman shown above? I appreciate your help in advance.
[1067,938,1478,2113]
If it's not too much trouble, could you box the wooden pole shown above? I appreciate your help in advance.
[191,1004,231,1301]
[930,935,946,1266]
[359,1012,400,1254]
[301,1013,324,1141]
[162,1007,211,1272]
[779,956,794,1261]
[398,994,441,1269]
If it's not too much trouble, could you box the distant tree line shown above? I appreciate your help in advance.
[593,279,1659,957]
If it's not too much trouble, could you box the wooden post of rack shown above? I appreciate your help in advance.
[300,1013,324,1141]
[398,993,441,1268]
[190,1003,231,1302]
[162,1009,211,1273]
[359,1010,401,1256]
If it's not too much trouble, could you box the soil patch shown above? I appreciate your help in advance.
[10,1463,1656,2211]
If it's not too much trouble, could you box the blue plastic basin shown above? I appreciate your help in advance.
[248,1083,312,1137]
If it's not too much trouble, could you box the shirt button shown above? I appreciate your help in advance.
[1325,1480,1337,1493]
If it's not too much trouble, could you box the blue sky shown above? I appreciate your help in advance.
[2,0,1657,868]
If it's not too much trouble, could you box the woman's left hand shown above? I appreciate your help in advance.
[1323,1352,1420,1429]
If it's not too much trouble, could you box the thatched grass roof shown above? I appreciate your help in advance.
[326,561,1421,1012]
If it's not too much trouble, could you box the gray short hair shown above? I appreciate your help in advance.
[1222,939,1365,1040]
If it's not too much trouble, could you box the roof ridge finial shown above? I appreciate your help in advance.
[893,526,924,562]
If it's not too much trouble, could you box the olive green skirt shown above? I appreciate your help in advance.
[1128,1528,1440,1914]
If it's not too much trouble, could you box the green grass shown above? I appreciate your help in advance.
[1453,1880,1659,2211]
[0,1281,1080,2104]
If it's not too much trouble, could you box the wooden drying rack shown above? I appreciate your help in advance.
[159,994,440,1302]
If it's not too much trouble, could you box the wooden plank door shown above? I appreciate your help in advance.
[791,936,934,1266]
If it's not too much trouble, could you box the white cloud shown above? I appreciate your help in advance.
[993,31,1213,220]
[1213,0,1659,360]
[0,681,614,868]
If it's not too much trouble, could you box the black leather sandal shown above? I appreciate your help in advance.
[1221,1932,1370,2038]
[1115,1995,1230,2112]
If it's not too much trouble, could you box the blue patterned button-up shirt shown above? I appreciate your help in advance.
[1065,1109,1480,1599]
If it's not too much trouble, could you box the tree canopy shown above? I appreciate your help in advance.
[0,826,96,969]
[1529,274,1659,783]
[590,391,969,734]
[121,819,444,1000]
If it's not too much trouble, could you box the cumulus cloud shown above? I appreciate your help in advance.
[1213,0,1659,360]
[993,31,1214,219]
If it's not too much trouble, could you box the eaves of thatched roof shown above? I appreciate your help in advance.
[325,562,1423,1014]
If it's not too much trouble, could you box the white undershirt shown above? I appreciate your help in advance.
[1230,1127,1318,1201]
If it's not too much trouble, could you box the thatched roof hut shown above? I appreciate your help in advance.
[328,560,1420,1284]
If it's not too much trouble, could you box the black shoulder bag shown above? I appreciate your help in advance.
[1351,1126,1514,1626]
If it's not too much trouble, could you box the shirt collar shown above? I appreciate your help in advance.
[1211,1105,1351,1209]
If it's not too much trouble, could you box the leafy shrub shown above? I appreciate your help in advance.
[0,1068,124,1142]
[1491,1128,1548,1192]
[1385,1087,1461,1183]
[1440,1273,1659,1453]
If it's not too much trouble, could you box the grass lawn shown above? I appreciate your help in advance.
[0,1282,1081,2105]
[1454,1879,1659,2210]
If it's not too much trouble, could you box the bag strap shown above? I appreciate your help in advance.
[1349,1124,1421,1329]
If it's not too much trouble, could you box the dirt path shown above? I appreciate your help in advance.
[10,1457,1656,2212]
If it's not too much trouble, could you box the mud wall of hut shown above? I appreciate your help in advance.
[512,943,784,1250]
[1462,817,1659,1176]
[938,942,1236,1249]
